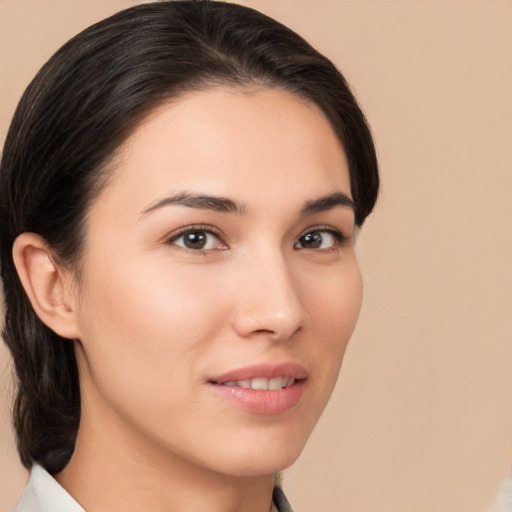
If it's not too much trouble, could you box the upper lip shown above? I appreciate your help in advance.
[209,362,308,384]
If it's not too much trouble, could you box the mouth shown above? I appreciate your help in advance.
[215,377,298,390]
[208,363,308,414]
[209,362,308,384]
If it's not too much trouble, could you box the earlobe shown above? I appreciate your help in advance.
[12,232,81,340]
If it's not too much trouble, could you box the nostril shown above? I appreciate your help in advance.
[253,325,301,342]
[231,289,306,340]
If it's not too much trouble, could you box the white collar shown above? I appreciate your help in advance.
[15,464,84,512]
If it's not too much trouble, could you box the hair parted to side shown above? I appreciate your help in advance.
[0,0,379,474]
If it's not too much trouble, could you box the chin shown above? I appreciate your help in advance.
[210,430,308,478]
[205,405,324,478]
[226,452,301,478]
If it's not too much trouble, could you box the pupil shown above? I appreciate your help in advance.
[302,232,322,248]
[185,232,207,249]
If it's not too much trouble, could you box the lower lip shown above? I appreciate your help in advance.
[209,380,306,414]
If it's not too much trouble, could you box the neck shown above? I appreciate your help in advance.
[56,407,275,512]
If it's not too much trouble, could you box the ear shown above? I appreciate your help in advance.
[12,232,81,340]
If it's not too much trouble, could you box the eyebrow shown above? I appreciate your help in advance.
[141,191,247,216]
[140,191,354,217]
[299,192,355,215]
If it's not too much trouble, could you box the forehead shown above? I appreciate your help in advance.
[99,87,351,212]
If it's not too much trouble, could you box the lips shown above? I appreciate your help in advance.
[210,362,308,384]
[208,363,307,414]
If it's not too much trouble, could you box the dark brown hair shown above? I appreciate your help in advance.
[0,0,379,474]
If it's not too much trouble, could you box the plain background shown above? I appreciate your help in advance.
[1,1,511,511]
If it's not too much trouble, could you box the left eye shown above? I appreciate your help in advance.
[294,230,342,250]
[170,230,226,251]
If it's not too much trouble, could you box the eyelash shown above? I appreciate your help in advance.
[166,224,347,255]
[166,224,226,255]
[294,226,346,251]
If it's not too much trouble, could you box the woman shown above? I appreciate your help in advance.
[0,1,379,511]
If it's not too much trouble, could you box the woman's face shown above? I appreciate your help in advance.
[71,87,362,477]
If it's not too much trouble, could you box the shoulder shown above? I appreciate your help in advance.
[15,464,84,512]
[488,475,512,512]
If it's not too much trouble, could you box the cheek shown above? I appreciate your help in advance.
[81,251,225,339]
[306,260,363,340]
[75,255,229,404]
[303,261,363,385]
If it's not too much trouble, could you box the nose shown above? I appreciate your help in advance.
[231,250,307,342]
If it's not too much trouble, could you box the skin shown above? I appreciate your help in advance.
[15,87,363,512]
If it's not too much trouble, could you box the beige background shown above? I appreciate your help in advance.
[1,1,511,511]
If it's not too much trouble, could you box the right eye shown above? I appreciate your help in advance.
[294,228,345,251]
[168,227,228,253]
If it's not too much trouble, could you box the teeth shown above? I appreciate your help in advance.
[268,377,283,390]
[251,378,268,390]
[221,377,296,390]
